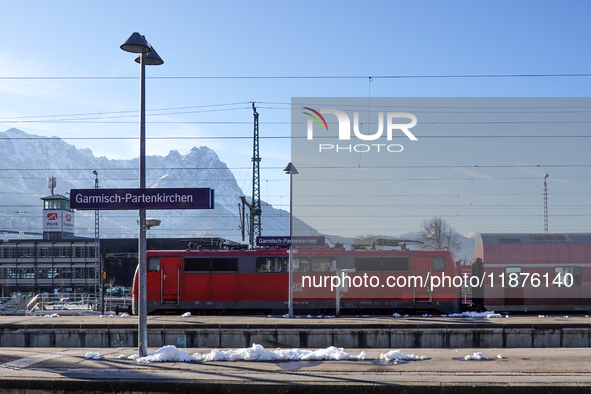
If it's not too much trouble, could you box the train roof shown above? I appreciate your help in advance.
[145,247,454,257]
[476,233,591,247]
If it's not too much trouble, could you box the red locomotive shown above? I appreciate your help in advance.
[132,239,462,315]
[471,233,591,313]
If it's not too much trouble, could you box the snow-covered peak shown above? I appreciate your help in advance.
[4,128,31,137]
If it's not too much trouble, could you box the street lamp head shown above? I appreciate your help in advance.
[134,46,164,66]
[137,218,161,229]
[92,170,98,176]
[544,174,549,179]
[120,32,151,54]
[146,218,161,229]
[283,162,299,175]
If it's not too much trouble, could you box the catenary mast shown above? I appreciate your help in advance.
[240,102,262,247]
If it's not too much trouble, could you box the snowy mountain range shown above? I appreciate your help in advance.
[0,128,476,258]
[0,128,318,241]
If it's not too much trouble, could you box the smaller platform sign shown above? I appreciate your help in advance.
[256,236,326,248]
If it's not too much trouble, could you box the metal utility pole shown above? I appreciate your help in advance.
[240,103,262,247]
[544,174,549,233]
[93,171,101,311]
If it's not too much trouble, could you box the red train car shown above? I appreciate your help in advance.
[131,242,462,315]
[472,233,591,313]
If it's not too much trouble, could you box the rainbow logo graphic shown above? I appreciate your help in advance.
[302,107,328,131]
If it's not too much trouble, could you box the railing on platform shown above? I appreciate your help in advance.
[0,295,32,315]
[26,294,95,315]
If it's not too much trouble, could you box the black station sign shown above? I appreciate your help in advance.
[70,188,214,210]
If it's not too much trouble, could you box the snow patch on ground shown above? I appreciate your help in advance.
[379,350,429,361]
[196,344,369,362]
[464,352,484,360]
[85,352,102,360]
[135,345,195,363]
[445,311,503,318]
[127,344,434,363]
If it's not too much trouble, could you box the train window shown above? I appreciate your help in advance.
[504,267,522,287]
[382,257,409,272]
[184,258,210,273]
[432,256,446,271]
[294,257,310,272]
[312,257,335,272]
[212,257,238,272]
[283,257,310,272]
[148,257,160,272]
[354,257,381,272]
[554,266,581,287]
[256,257,282,272]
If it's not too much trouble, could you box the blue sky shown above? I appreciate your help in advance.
[1,1,590,237]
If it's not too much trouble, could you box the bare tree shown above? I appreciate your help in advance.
[417,217,461,256]
[354,234,377,247]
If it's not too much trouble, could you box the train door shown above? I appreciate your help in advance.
[412,257,432,303]
[503,266,523,306]
[161,257,180,303]
[471,258,483,308]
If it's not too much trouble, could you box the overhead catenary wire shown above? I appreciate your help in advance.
[1,163,591,171]
[2,73,591,80]
[4,101,591,124]
[1,175,591,182]
[0,102,253,120]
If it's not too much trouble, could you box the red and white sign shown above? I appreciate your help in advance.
[43,210,75,232]
[63,212,74,231]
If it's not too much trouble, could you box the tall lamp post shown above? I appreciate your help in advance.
[283,163,298,318]
[120,32,164,357]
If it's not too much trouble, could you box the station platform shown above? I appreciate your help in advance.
[0,346,590,393]
[0,314,590,348]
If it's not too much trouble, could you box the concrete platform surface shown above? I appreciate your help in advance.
[3,314,591,350]
[0,347,590,393]
[1,313,590,328]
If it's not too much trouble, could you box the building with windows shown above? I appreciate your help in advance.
[0,192,98,296]
[0,240,98,297]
